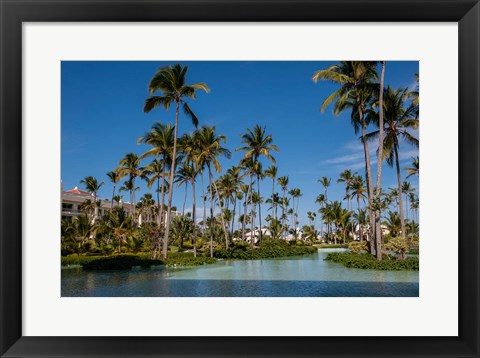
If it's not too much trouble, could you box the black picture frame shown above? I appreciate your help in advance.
[1,0,479,357]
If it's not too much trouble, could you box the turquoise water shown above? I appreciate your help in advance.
[61,249,419,297]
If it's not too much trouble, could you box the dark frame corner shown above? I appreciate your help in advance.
[1,1,479,357]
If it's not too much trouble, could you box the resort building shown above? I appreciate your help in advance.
[61,186,181,226]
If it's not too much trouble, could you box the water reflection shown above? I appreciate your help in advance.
[62,249,419,297]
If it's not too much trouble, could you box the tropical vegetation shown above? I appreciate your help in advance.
[62,62,420,270]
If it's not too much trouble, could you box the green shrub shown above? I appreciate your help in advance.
[215,239,317,260]
[384,237,409,259]
[82,254,164,270]
[325,252,419,271]
[348,241,368,254]
[61,254,107,267]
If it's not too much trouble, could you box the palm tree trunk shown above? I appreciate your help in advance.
[374,60,386,260]
[295,196,300,236]
[191,178,197,258]
[251,202,256,247]
[356,196,363,242]
[162,101,179,259]
[394,146,406,239]
[405,193,409,222]
[201,170,206,233]
[281,189,286,239]
[159,169,166,228]
[231,198,236,237]
[111,186,115,209]
[208,165,230,250]
[257,174,263,241]
[272,179,275,221]
[209,179,214,258]
[242,174,253,243]
[182,183,188,216]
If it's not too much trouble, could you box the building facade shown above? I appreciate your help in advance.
[61,186,180,225]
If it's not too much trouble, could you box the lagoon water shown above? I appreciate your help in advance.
[61,249,419,297]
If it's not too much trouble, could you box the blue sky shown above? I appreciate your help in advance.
[61,61,419,227]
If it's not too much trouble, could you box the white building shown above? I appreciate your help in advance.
[61,186,180,226]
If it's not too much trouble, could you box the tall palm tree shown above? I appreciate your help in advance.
[226,166,243,236]
[337,169,354,211]
[80,176,104,222]
[118,180,140,216]
[405,156,419,178]
[313,61,379,253]
[315,193,327,237]
[288,188,302,237]
[144,64,210,259]
[117,153,144,218]
[239,182,250,243]
[179,132,201,256]
[367,86,419,239]
[318,176,331,202]
[106,170,120,209]
[175,163,195,216]
[318,176,331,235]
[138,122,175,236]
[195,126,231,256]
[277,175,289,238]
[237,125,279,241]
[402,181,413,221]
[142,158,168,221]
[374,60,387,260]
[265,165,278,219]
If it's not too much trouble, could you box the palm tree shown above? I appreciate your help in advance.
[318,176,331,202]
[265,165,278,219]
[144,64,210,259]
[266,193,281,224]
[405,156,419,178]
[409,193,419,224]
[402,181,414,221]
[383,211,402,238]
[315,193,327,237]
[112,195,123,206]
[138,122,175,236]
[337,169,354,211]
[250,191,262,243]
[106,170,120,209]
[313,61,379,253]
[368,86,419,239]
[226,166,243,236]
[118,179,140,215]
[288,188,302,237]
[237,125,279,241]
[80,176,104,222]
[103,206,134,253]
[195,126,231,256]
[175,163,195,216]
[350,175,368,245]
[353,208,368,242]
[117,153,144,218]
[277,175,289,238]
[318,176,331,234]
[137,193,155,224]
[142,158,168,221]
[239,182,250,243]
[374,60,387,260]
[179,132,202,256]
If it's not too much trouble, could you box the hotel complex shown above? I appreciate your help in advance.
[61,186,180,225]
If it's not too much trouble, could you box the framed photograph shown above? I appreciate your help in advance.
[1,0,479,357]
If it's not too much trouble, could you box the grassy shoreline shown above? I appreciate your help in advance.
[325,252,419,271]
[61,241,318,270]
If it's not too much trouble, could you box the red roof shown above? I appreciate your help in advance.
[65,187,91,196]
